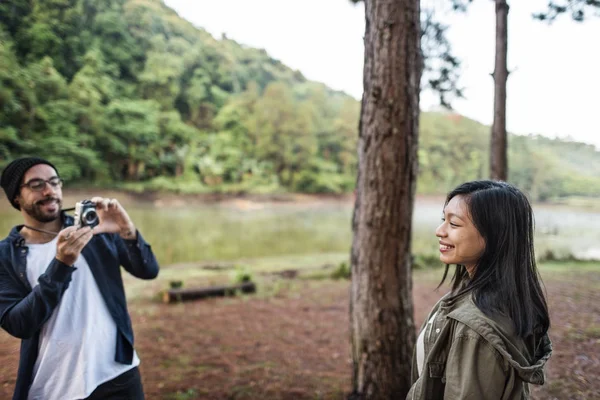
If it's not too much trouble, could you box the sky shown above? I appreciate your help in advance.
[164,0,600,148]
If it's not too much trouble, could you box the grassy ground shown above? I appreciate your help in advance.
[1,261,598,399]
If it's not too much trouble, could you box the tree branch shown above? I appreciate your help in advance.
[533,0,600,23]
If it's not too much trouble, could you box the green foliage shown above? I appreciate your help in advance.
[330,261,351,280]
[169,280,183,289]
[413,253,443,270]
[416,113,600,201]
[1,0,599,199]
[417,113,488,193]
[0,0,357,190]
[232,266,253,284]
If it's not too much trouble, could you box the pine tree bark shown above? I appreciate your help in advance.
[491,0,509,181]
[349,0,421,398]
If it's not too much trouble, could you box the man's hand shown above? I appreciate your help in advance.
[56,226,94,266]
[90,197,137,240]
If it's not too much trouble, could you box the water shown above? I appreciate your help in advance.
[1,197,598,266]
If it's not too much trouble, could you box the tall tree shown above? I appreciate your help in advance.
[452,0,509,180]
[491,0,509,180]
[349,0,421,398]
[448,0,511,180]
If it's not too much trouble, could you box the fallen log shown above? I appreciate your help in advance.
[162,281,257,303]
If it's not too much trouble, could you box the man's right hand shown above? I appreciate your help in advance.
[56,226,94,266]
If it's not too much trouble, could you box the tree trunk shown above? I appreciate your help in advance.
[491,0,509,181]
[126,160,136,180]
[349,0,421,398]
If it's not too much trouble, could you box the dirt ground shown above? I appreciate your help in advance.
[1,269,598,400]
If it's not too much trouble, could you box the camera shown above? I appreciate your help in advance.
[73,200,99,229]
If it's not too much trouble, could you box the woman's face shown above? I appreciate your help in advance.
[435,195,485,276]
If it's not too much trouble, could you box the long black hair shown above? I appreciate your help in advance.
[439,180,550,338]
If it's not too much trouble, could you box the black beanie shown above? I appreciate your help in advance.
[0,157,58,210]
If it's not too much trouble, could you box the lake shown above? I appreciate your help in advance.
[1,193,599,267]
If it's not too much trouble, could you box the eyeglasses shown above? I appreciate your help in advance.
[20,177,63,192]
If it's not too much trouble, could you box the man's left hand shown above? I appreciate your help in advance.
[89,197,137,240]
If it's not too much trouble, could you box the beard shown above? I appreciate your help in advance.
[21,196,62,223]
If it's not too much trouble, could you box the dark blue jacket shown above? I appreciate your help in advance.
[0,214,159,400]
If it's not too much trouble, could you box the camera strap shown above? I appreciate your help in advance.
[22,225,60,237]
[21,206,81,238]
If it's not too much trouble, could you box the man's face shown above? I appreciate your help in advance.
[16,164,63,223]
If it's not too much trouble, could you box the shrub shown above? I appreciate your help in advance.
[330,261,351,280]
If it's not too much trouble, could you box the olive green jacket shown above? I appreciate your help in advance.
[407,292,552,400]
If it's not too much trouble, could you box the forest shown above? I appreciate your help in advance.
[1,0,599,201]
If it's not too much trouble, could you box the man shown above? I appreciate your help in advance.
[0,157,160,400]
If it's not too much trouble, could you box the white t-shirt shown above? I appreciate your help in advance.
[25,236,139,400]
[416,310,438,377]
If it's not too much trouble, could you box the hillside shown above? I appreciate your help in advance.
[418,112,600,200]
[1,0,599,200]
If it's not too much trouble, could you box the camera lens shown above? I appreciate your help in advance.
[82,209,98,226]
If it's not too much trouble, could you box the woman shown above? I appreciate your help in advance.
[407,180,552,400]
